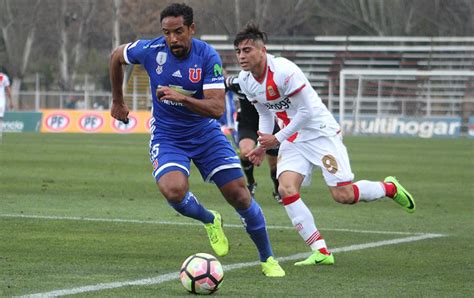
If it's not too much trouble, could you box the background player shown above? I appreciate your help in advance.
[109,4,284,277]
[234,23,416,266]
[217,73,238,145]
[0,70,13,142]
[225,76,281,204]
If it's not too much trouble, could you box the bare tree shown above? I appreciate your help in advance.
[56,0,95,91]
[112,0,123,49]
[311,0,473,36]
[0,0,42,107]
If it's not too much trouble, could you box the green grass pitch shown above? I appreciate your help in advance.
[0,133,472,296]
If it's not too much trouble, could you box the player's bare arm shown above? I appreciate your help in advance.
[157,86,225,119]
[253,102,278,148]
[109,44,130,122]
[256,131,279,149]
[245,146,266,166]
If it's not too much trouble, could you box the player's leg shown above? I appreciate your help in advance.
[277,142,334,266]
[266,120,281,203]
[0,117,3,142]
[265,148,281,203]
[0,104,4,142]
[150,141,228,256]
[215,173,284,277]
[196,130,284,276]
[238,136,258,195]
[318,135,415,213]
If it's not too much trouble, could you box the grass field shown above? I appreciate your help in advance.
[0,133,472,297]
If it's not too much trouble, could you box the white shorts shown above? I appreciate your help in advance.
[277,134,354,187]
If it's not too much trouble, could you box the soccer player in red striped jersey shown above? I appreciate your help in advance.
[233,23,416,266]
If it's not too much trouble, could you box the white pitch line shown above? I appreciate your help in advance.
[0,213,421,235]
[18,233,444,298]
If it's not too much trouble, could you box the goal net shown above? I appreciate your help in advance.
[338,69,474,137]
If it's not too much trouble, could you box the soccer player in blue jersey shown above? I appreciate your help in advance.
[109,3,284,277]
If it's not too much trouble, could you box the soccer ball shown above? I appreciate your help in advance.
[179,253,224,294]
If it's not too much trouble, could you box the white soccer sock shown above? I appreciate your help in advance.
[354,180,386,202]
[282,194,327,251]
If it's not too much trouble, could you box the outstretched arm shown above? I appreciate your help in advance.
[109,44,130,122]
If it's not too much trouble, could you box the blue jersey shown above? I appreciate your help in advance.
[124,37,225,142]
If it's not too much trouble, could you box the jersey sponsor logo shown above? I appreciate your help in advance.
[0,75,3,83]
[112,115,137,132]
[211,75,224,82]
[172,70,182,78]
[213,64,223,77]
[78,113,104,132]
[150,43,165,48]
[160,99,184,107]
[44,113,70,131]
[156,52,167,65]
[189,68,202,83]
[264,97,291,110]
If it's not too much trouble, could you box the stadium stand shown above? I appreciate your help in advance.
[125,36,473,131]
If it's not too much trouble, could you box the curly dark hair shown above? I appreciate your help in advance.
[233,22,267,47]
[160,3,193,26]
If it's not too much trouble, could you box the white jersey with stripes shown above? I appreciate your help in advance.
[238,54,340,143]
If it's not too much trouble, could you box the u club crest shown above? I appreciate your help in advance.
[189,68,202,83]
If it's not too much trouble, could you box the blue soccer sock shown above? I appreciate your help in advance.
[236,198,273,261]
[168,192,214,224]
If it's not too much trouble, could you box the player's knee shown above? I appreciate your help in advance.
[330,186,354,204]
[158,183,187,203]
[278,184,298,199]
[220,179,251,209]
[239,148,251,160]
[228,188,251,209]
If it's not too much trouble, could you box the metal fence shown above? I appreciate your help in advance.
[15,90,150,112]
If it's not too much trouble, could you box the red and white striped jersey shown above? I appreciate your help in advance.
[238,54,340,143]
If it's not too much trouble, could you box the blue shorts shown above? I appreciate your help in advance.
[149,126,242,183]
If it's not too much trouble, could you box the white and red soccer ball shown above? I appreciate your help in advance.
[179,253,224,294]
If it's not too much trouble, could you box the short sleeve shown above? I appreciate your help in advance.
[202,47,225,90]
[124,40,150,65]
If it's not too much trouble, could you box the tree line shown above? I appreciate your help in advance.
[0,0,472,105]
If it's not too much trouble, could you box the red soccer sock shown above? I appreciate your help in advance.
[383,182,397,198]
[351,184,360,204]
